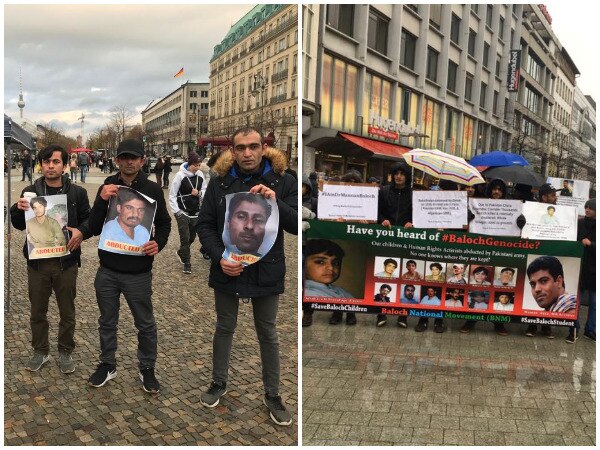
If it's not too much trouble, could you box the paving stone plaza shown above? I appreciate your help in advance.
[4,169,298,445]
[303,312,595,446]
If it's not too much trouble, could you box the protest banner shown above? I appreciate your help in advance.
[303,220,582,326]
[520,201,577,241]
[547,177,591,215]
[24,194,70,259]
[317,182,379,222]
[468,198,522,236]
[412,190,468,229]
[222,192,279,266]
[99,186,157,255]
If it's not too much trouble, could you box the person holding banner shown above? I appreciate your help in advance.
[10,144,91,373]
[197,127,297,426]
[567,198,596,343]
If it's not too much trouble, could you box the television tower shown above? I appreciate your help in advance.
[17,68,25,118]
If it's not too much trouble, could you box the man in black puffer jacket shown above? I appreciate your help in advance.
[10,145,91,374]
[197,127,297,426]
[87,139,171,394]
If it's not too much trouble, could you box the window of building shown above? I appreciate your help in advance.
[493,90,499,114]
[368,8,389,54]
[321,53,358,132]
[495,56,501,77]
[232,82,236,98]
[447,60,458,92]
[406,5,419,14]
[510,29,514,47]
[461,115,475,159]
[363,72,392,136]
[326,4,354,37]
[471,5,479,15]
[483,42,490,68]
[480,82,487,108]
[450,13,460,44]
[486,5,493,27]
[498,15,505,39]
[526,52,543,83]
[200,103,208,110]
[468,29,476,57]
[429,4,442,30]
[525,86,540,114]
[190,103,197,111]
[465,73,473,101]
[422,97,440,149]
[400,29,417,70]
[190,91,197,98]
[426,47,439,82]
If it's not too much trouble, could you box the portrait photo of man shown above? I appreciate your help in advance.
[526,255,577,314]
[540,205,560,226]
[401,259,424,281]
[99,186,156,254]
[400,284,420,304]
[425,262,445,281]
[493,293,514,312]
[374,257,400,279]
[469,266,492,286]
[493,267,517,287]
[446,263,468,284]
[420,286,441,306]
[559,179,573,197]
[222,192,279,264]
[468,291,490,310]
[25,195,69,259]
[374,283,395,303]
[444,287,464,308]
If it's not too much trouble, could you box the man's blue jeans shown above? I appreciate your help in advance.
[80,164,88,182]
[572,289,596,334]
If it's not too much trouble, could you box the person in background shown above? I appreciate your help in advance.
[162,156,172,189]
[154,156,165,188]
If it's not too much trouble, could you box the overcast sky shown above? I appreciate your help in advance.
[4,4,252,138]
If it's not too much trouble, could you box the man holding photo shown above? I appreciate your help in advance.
[10,145,91,373]
[87,139,171,394]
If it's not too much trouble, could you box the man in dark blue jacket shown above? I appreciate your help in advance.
[197,127,297,426]
[10,145,91,373]
[87,139,171,394]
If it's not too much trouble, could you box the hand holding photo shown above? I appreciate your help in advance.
[24,194,70,259]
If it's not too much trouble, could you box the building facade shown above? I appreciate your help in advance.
[570,88,596,194]
[141,82,209,157]
[209,4,298,162]
[303,4,593,185]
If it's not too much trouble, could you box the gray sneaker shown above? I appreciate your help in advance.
[200,382,227,407]
[27,352,49,371]
[58,352,75,374]
[264,395,293,426]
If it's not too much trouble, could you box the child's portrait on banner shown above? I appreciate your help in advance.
[98,186,156,255]
[222,192,279,266]
[24,194,70,259]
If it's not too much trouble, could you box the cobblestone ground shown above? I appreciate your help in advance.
[4,168,298,445]
[303,310,596,446]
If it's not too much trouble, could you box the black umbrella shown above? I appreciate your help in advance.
[483,165,546,186]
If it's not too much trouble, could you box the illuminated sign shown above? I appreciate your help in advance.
[507,50,521,92]
[368,111,421,140]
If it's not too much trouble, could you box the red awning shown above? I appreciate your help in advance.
[339,133,410,159]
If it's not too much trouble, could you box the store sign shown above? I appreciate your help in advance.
[368,111,421,141]
[538,4,552,24]
[507,50,521,92]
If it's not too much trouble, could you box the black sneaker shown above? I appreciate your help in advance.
[329,311,342,325]
[200,247,211,260]
[433,319,445,333]
[376,314,387,327]
[460,320,476,334]
[583,331,596,341]
[302,311,313,327]
[176,249,184,265]
[565,329,578,344]
[89,363,117,387]
[540,325,554,339]
[397,316,408,328]
[139,367,160,394]
[264,394,292,426]
[346,313,357,325]
[415,318,428,332]
[525,324,537,337]
[200,382,227,407]
[183,263,192,274]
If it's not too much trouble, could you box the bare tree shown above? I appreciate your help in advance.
[109,105,136,142]
[39,122,77,150]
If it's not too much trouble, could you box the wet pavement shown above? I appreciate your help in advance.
[303,311,595,446]
[4,168,298,445]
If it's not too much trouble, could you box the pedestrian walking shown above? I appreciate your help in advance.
[197,127,297,426]
[168,152,206,274]
[9,144,91,373]
[69,153,78,183]
[87,138,171,394]
[162,156,172,188]
[21,149,32,182]
[154,156,165,187]
[78,151,90,183]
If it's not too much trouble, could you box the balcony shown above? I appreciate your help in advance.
[270,94,288,105]
[271,69,288,83]
[248,13,298,51]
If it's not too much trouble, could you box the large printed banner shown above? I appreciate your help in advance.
[303,220,583,327]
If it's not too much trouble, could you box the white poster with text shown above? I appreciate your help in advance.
[412,190,467,229]
[317,182,379,222]
[520,201,577,241]
[547,177,590,216]
[468,198,522,237]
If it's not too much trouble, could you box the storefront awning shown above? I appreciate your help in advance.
[339,133,410,160]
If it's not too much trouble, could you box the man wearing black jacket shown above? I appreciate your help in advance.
[87,139,171,394]
[10,145,91,373]
[197,127,297,426]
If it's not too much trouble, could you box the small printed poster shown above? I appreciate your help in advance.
[99,186,157,255]
[412,190,467,229]
[222,192,279,266]
[520,201,577,241]
[24,194,70,259]
[317,182,379,222]
[468,198,522,237]
[547,177,591,216]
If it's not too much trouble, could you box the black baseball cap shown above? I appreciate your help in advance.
[538,183,557,196]
[116,139,144,158]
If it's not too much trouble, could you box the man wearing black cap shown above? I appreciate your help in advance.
[169,152,206,274]
[525,182,558,338]
[87,138,171,393]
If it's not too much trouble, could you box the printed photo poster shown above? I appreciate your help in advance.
[317,182,379,222]
[222,192,279,266]
[520,201,578,241]
[24,194,70,259]
[99,186,157,255]
[412,190,468,229]
[468,198,522,237]
[547,177,591,216]
[303,220,583,326]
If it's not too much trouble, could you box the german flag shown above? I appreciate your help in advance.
[174,67,184,78]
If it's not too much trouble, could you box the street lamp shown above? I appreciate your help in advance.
[251,73,266,128]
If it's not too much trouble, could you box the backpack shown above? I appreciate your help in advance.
[78,152,89,165]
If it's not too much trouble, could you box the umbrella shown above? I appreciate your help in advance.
[469,151,529,167]
[403,148,485,186]
[483,165,546,186]
[69,147,93,153]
